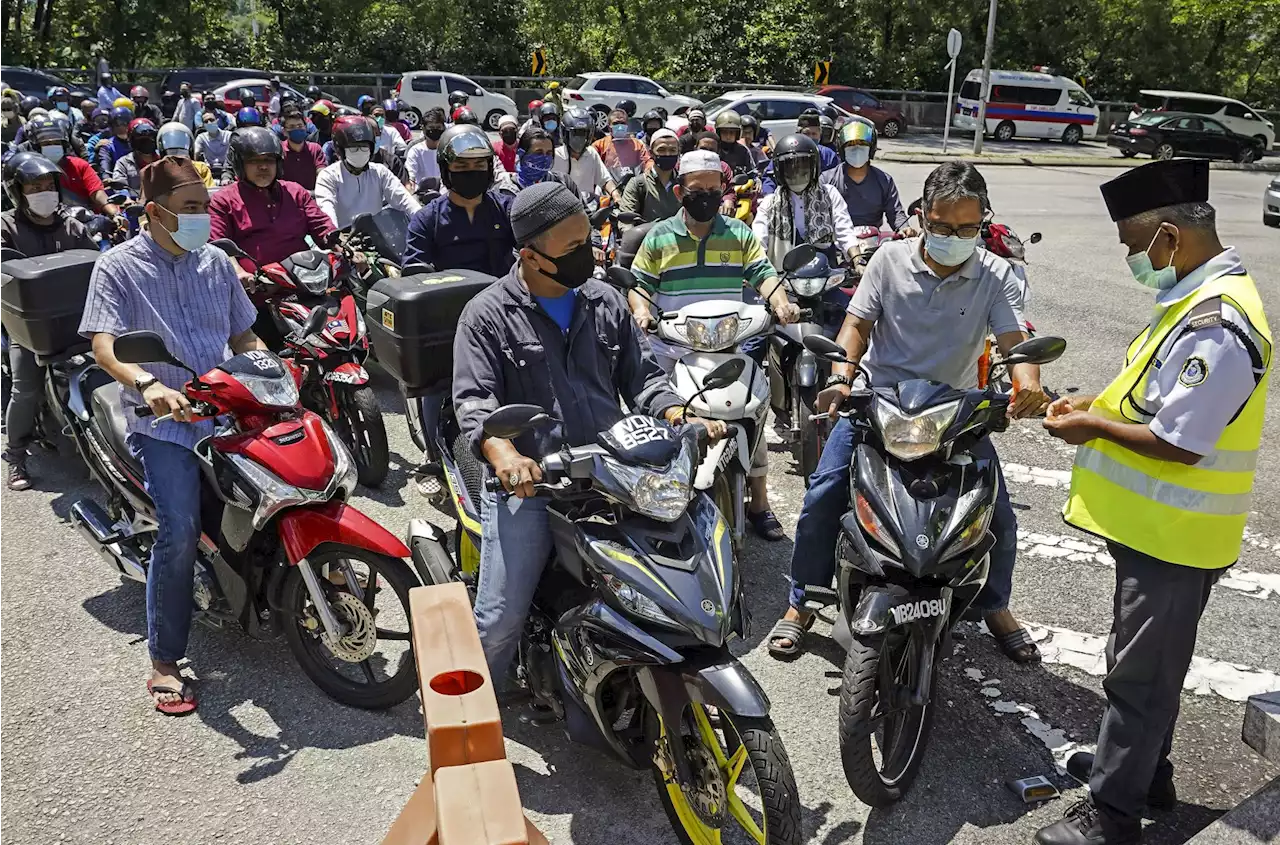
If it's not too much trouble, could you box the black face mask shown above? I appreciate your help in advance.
[133,139,157,155]
[681,189,721,223]
[448,168,492,200]
[500,129,517,144]
[654,154,679,171]
[533,241,595,289]
[424,126,444,141]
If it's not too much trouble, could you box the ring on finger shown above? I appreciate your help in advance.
[508,471,521,487]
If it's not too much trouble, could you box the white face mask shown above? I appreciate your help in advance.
[40,144,65,163]
[344,148,371,170]
[25,190,60,218]
[844,146,870,168]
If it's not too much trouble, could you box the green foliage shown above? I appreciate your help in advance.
[3,0,1278,108]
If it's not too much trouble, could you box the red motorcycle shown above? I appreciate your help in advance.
[213,239,389,488]
[68,329,420,709]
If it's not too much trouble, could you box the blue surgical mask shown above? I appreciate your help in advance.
[923,230,979,266]
[1126,228,1179,290]
[204,120,219,134]
[55,101,70,113]
[156,207,211,252]
[610,123,628,139]
[844,146,870,168]
[542,119,559,133]
[287,127,308,144]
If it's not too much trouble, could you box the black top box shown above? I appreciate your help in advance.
[1,249,98,357]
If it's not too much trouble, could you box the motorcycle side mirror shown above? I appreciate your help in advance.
[732,172,751,187]
[113,330,195,373]
[605,265,639,291]
[907,197,924,218]
[781,243,819,273]
[1004,335,1066,367]
[702,358,746,391]
[299,306,328,339]
[802,334,850,362]
[589,205,613,229]
[616,211,643,225]
[483,404,552,439]
[1029,232,1043,244]
[211,238,249,259]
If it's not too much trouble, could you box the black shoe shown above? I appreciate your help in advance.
[1065,752,1177,812]
[6,458,31,491]
[1034,797,1142,845]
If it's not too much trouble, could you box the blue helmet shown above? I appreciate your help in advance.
[382,98,400,115]
[357,95,376,114]
[237,107,263,126]
[108,105,133,127]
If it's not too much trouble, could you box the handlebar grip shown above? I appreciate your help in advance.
[133,405,154,418]
[797,308,814,321]
[485,476,505,492]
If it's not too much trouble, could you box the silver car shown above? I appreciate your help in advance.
[1265,176,1280,228]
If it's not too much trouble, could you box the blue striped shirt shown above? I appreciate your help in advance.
[78,233,258,451]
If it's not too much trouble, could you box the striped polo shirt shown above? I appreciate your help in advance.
[631,213,777,315]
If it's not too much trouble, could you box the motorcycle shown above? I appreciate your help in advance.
[407,379,803,845]
[586,172,641,268]
[60,325,421,709]
[798,332,1065,805]
[978,222,1042,390]
[732,172,760,224]
[211,239,389,488]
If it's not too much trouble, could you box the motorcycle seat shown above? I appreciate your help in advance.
[89,383,144,477]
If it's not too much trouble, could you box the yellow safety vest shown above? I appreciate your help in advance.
[1063,271,1271,569]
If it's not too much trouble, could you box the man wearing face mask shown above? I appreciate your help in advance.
[592,107,651,184]
[314,115,420,229]
[821,120,916,235]
[278,106,326,191]
[676,107,707,154]
[493,114,520,174]
[553,107,618,202]
[768,161,1048,660]
[194,106,233,178]
[753,133,858,271]
[80,157,266,714]
[402,126,515,275]
[406,107,447,192]
[110,118,162,192]
[96,72,124,112]
[618,129,681,227]
[760,108,838,196]
[1,152,97,491]
[19,116,125,224]
[452,180,715,685]
[1035,160,1271,845]
[629,150,800,541]
[129,85,164,126]
[511,128,574,193]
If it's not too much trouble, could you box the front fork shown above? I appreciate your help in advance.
[295,557,349,640]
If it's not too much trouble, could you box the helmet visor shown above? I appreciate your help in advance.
[779,155,815,193]
[839,120,875,147]
[445,131,494,161]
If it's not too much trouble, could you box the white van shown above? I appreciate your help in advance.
[1132,91,1274,151]
[952,70,1099,144]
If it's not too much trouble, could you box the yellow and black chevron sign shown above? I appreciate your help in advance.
[532,49,548,77]
[814,60,831,86]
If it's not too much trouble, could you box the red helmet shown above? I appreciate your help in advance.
[130,85,149,100]
[331,115,375,150]
[528,98,543,112]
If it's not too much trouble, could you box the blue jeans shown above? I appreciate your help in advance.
[474,487,554,684]
[788,417,1017,612]
[128,433,202,663]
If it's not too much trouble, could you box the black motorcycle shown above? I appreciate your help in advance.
[800,332,1065,806]
[408,366,803,845]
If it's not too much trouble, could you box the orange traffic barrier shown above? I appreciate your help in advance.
[382,582,548,845]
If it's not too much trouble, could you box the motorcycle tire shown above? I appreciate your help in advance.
[648,705,802,845]
[838,630,937,806]
[712,472,743,562]
[281,548,419,710]
[335,385,389,488]
[795,382,823,488]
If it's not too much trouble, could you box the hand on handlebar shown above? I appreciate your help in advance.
[141,383,193,423]
[490,449,543,499]
[632,308,656,332]
[1008,379,1049,419]
[816,383,851,420]
[686,415,728,442]
[773,300,801,325]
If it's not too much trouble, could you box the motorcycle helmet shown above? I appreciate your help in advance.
[536,101,561,134]
[740,113,759,137]
[453,106,479,126]
[436,124,494,189]
[127,118,159,155]
[772,133,820,194]
[229,126,283,182]
[3,150,62,206]
[306,85,323,100]
[654,106,669,121]
[332,114,375,151]
[837,119,877,163]
[236,106,263,126]
[18,94,41,117]
[279,88,301,107]
[90,107,110,131]
[714,110,742,143]
[112,96,135,112]
[46,86,72,112]
[129,85,150,103]
[447,90,470,111]
[157,121,195,157]
[109,105,133,129]
[819,103,841,121]
[562,107,593,154]
[27,116,68,161]
[357,94,376,115]
[382,98,400,120]
[819,114,835,146]
[797,107,820,129]
[27,107,49,120]
[528,98,543,114]
[641,109,663,136]
[615,99,638,118]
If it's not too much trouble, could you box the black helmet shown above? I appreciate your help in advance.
[615,99,637,118]
[562,106,592,153]
[740,114,759,134]
[819,114,835,145]
[279,88,301,106]
[306,85,323,100]
[229,126,283,182]
[797,107,821,129]
[536,101,561,129]
[436,125,494,190]
[819,103,840,121]
[26,114,66,147]
[447,90,470,109]
[3,150,61,205]
[641,109,663,132]
[772,133,820,194]
[453,106,479,126]
[332,115,375,150]
[18,95,41,117]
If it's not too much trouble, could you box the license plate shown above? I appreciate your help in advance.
[325,366,368,384]
[962,107,973,116]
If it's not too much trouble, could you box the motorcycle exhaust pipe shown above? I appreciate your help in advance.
[70,499,147,583]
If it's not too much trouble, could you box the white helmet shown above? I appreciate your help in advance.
[157,121,195,157]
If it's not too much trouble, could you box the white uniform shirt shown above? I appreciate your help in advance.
[752,184,858,257]
[376,128,407,157]
[313,161,422,229]
[553,145,610,196]
[406,142,440,185]
[1136,247,1262,457]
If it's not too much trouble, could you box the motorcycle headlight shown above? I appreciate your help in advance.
[790,276,826,298]
[323,421,358,497]
[291,264,332,295]
[601,440,695,521]
[598,568,681,628]
[233,372,300,409]
[872,398,960,461]
[854,491,901,557]
[942,503,993,561]
[228,453,315,529]
[683,315,741,352]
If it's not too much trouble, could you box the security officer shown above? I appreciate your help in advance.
[1037,158,1271,845]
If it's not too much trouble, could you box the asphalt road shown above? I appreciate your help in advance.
[2,164,1278,845]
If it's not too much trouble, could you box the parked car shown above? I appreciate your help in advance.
[1108,112,1264,163]
[952,69,1099,144]
[211,79,313,112]
[159,67,264,95]
[815,85,907,137]
[394,71,515,131]
[563,72,700,130]
[1133,90,1274,152]
[702,90,861,139]
[0,66,93,104]
[1264,176,1280,227]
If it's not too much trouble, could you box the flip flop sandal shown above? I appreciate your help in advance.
[147,679,198,716]
[767,615,816,657]
[994,626,1042,664]
[747,509,786,541]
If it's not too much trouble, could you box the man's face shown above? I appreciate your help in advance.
[179,85,190,97]
[523,212,590,281]
[644,121,662,136]
[244,155,277,188]
[1117,218,1176,268]
[675,169,723,203]
[148,182,210,241]
[800,126,821,143]
[742,128,756,145]
[528,138,553,157]
[688,111,705,129]
[718,129,739,147]
[696,137,719,154]
[112,122,129,138]
[651,139,679,164]
[450,157,489,174]
[923,197,985,239]
[283,117,306,137]
[21,175,56,195]
[134,95,147,106]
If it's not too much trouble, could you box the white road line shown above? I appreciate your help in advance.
[1004,463,1073,489]
[960,663,1093,772]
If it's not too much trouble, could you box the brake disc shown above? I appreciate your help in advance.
[320,592,378,663]
[681,735,727,827]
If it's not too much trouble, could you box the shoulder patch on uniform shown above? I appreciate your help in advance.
[1179,355,1208,387]
[1186,296,1223,331]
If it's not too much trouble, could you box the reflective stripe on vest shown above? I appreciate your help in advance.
[1062,271,1271,569]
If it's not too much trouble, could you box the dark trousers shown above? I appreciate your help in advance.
[1090,541,1222,821]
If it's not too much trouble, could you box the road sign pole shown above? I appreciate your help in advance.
[943,28,962,155]
[973,0,998,155]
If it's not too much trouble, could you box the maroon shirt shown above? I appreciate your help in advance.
[280,141,327,190]
[208,179,335,270]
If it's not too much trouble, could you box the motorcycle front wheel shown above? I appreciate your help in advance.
[648,704,802,845]
[794,382,823,487]
[332,385,389,487]
[838,628,937,806]
[281,548,419,710]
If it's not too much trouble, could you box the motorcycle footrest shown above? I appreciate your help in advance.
[801,585,839,610]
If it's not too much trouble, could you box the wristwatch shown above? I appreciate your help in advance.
[134,373,158,392]
[824,374,852,389]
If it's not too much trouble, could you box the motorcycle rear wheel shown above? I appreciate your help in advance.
[838,629,936,806]
[649,705,802,845]
[282,548,419,710]
[333,385,389,488]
